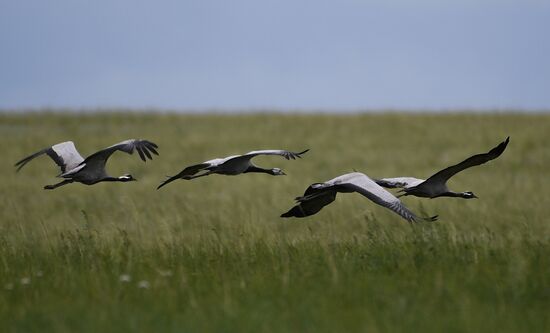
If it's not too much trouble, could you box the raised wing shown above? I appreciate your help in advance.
[340,173,437,223]
[243,149,310,160]
[423,137,510,186]
[82,139,159,169]
[375,177,425,189]
[157,163,210,189]
[15,141,84,174]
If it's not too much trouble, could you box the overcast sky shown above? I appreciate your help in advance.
[1,0,549,111]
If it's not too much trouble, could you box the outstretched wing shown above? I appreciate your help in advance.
[82,139,159,170]
[281,185,337,218]
[157,163,211,189]
[341,173,437,223]
[15,141,84,174]
[422,137,510,187]
[242,149,310,161]
[375,177,425,189]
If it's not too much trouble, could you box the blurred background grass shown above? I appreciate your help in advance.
[0,112,549,332]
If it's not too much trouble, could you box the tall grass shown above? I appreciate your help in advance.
[0,112,549,332]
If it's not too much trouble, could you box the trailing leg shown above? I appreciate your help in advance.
[44,179,73,190]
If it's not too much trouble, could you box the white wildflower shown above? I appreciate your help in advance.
[119,274,131,282]
[158,270,173,277]
[137,280,150,289]
[20,277,31,285]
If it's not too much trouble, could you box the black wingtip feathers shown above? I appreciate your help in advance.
[490,136,510,158]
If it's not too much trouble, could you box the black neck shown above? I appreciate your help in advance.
[244,165,272,174]
[439,191,468,198]
[103,176,123,182]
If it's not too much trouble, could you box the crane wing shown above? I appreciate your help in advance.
[374,177,425,189]
[15,141,84,174]
[338,173,430,222]
[81,139,158,170]
[281,186,337,218]
[422,137,510,187]
[242,149,310,160]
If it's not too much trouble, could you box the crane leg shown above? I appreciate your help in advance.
[183,172,212,180]
[44,179,74,190]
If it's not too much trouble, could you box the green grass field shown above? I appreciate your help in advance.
[0,112,549,332]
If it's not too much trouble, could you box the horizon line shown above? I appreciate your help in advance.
[1,107,549,115]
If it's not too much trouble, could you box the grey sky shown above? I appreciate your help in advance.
[1,0,549,110]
